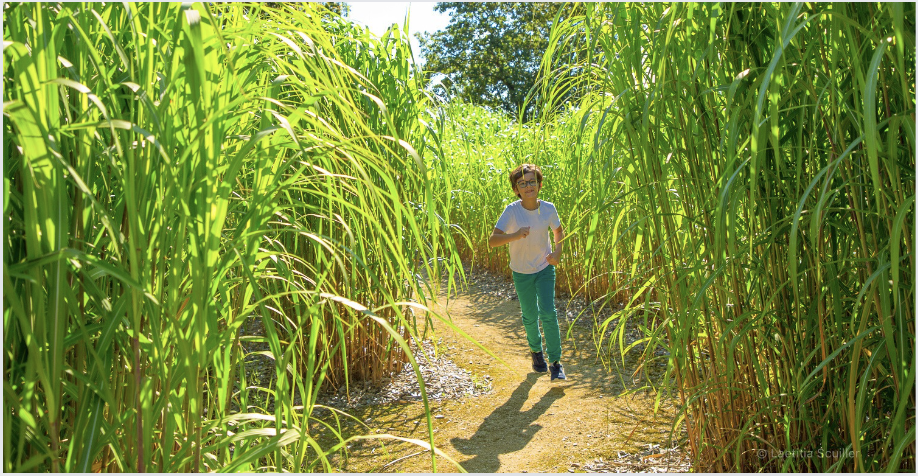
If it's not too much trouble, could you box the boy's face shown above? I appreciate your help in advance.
[514,171,542,199]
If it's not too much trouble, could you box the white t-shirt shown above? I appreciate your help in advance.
[495,200,562,275]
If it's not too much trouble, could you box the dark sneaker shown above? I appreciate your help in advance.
[531,351,548,372]
[550,362,566,381]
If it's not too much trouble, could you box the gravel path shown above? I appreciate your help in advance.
[238,262,691,472]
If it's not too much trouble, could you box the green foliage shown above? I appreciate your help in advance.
[321,2,350,17]
[2,1,466,472]
[425,100,615,301]
[435,1,915,472]
[418,2,571,121]
[535,2,916,471]
[4,1,914,473]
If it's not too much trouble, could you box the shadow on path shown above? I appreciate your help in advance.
[449,374,566,472]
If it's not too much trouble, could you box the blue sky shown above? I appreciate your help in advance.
[345,2,451,65]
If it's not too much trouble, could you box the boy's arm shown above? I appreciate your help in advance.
[546,225,564,265]
[553,225,564,254]
[489,227,528,248]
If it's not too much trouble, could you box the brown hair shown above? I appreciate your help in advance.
[509,163,543,198]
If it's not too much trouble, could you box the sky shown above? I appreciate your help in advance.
[345,2,452,65]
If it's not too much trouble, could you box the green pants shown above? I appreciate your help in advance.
[512,264,562,363]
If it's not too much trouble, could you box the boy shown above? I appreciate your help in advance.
[488,164,566,380]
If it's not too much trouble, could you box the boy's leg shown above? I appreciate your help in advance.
[512,271,544,354]
[535,265,562,363]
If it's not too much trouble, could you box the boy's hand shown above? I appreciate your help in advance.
[546,251,560,265]
[516,227,530,240]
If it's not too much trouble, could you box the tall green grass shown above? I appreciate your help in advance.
[3,2,466,471]
[5,1,914,472]
[540,2,916,471]
[433,1,914,472]
[427,100,637,306]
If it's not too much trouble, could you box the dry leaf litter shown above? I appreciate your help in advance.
[567,444,691,473]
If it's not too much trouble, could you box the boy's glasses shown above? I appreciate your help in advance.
[517,179,539,188]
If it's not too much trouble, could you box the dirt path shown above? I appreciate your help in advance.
[324,281,688,473]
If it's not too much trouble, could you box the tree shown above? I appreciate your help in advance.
[418,2,568,121]
[321,2,350,17]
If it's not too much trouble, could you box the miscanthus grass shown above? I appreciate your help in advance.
[3,2,470,472]
[434,1,915,472]
[5,1,914,473]
[543,2,916,471]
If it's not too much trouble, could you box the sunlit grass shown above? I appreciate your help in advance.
[535,2,916,472]
[3,2,466,471]
[4,1,914,473]
[433,1,914,472]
